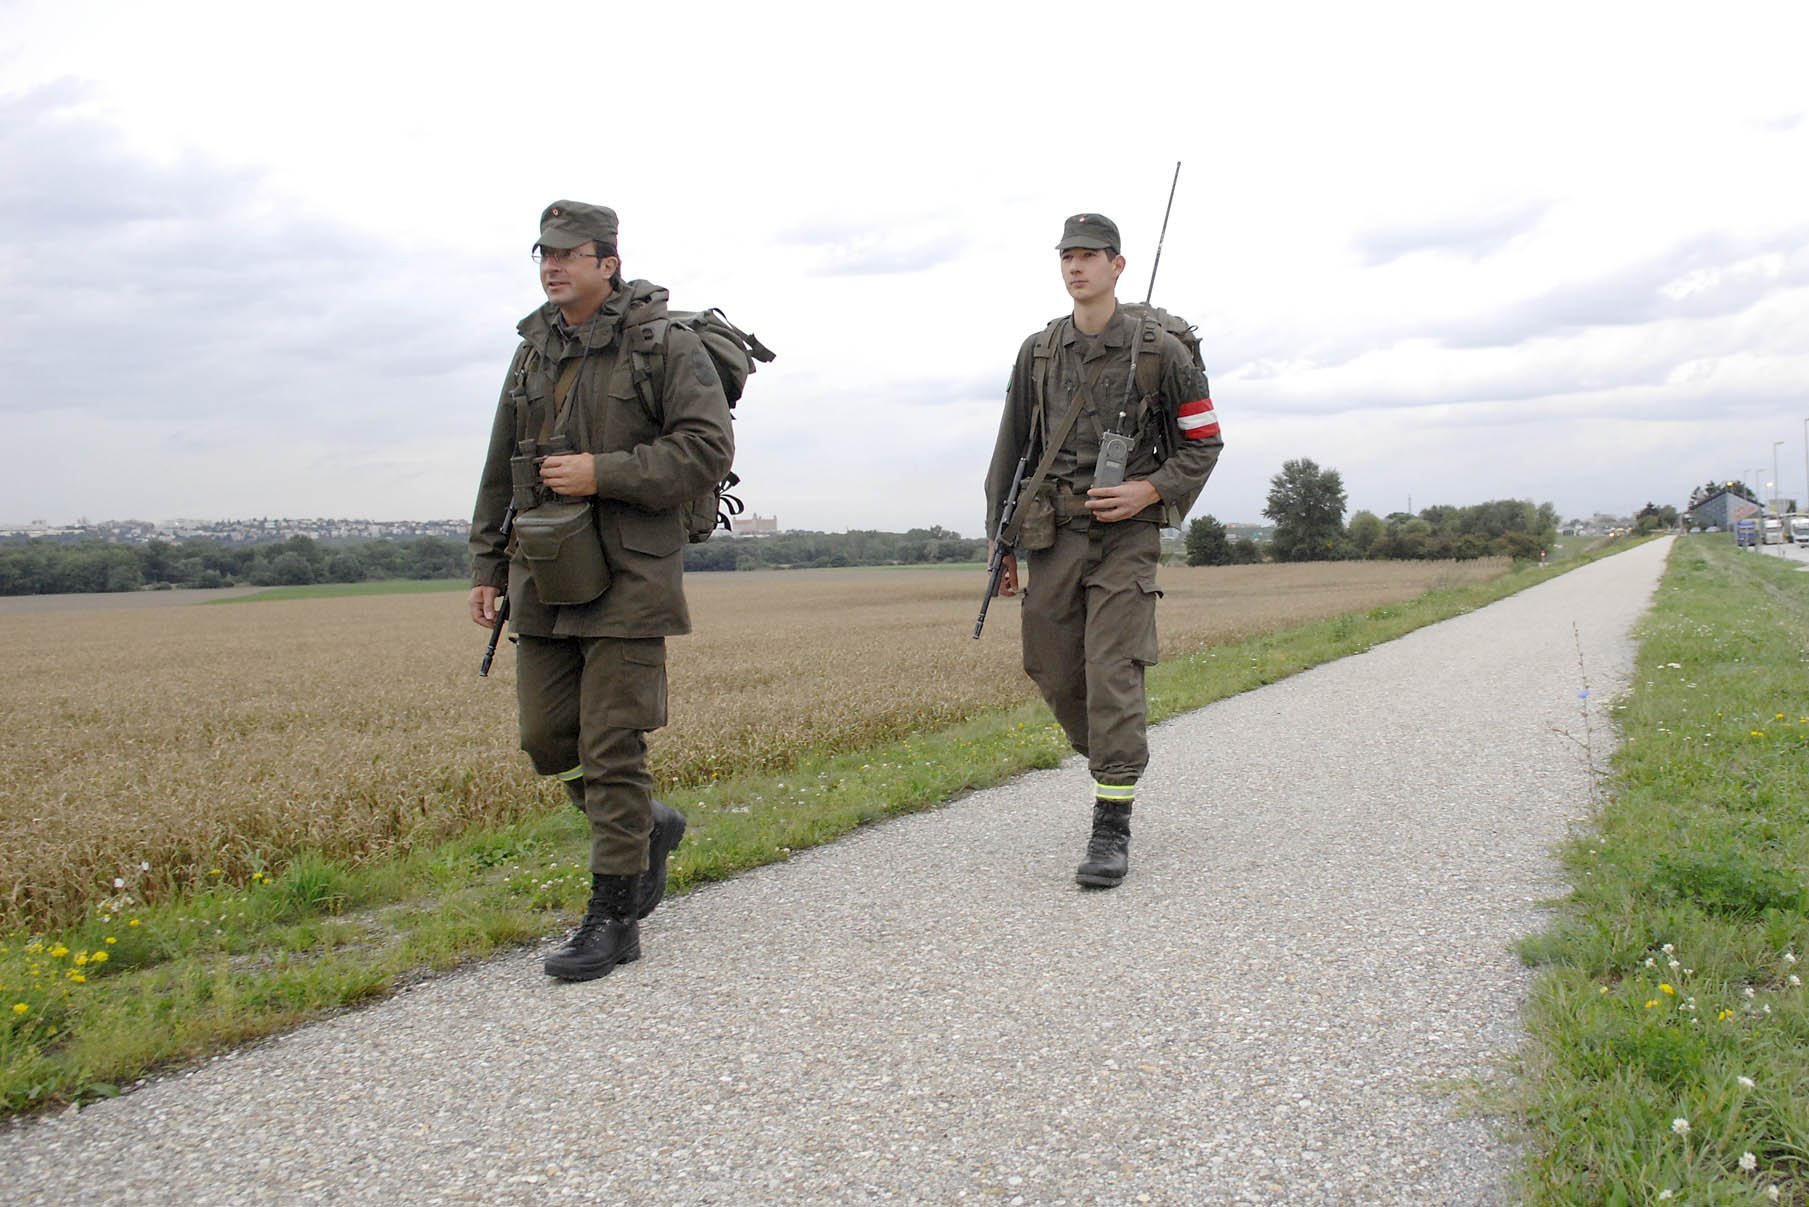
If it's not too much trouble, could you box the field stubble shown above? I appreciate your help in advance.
[0,559,1502,930]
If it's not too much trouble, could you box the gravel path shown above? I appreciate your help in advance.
[2,540,1671,1204]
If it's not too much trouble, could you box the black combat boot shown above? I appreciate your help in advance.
[635,800,688,920]
[1074,801,1132,888]
[544,873,640,981]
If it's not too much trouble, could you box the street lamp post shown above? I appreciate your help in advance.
[1773,440,1785,514]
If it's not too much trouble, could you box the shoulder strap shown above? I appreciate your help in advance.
[1029,318,1062,417]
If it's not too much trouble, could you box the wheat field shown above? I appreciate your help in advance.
[0,560,1503,929]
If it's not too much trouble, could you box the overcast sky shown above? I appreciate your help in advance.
[4,0,1807,535]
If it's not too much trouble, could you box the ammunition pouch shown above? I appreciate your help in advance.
[1016,485,1057,552]
[514,500,611,605]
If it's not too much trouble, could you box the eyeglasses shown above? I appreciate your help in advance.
[531,246,603,265]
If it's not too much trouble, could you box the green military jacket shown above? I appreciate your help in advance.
[984,305,1223,535]
[469,280,734,638]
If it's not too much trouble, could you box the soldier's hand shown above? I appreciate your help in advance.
[469,585,500,629]
[988,543,1020,596]
[539,453,598,497]
[1086,480,1161,523]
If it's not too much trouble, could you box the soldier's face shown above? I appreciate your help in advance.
[1060,247,1123,305]
[540,242,618,319]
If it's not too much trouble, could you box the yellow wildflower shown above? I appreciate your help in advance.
[73,953,88,967]
[11,1003,27,1015]
[105,937,116,945]
[1661,983,1676,995]
[127,919,140,928]
[1646,1000,1659,1009]
[48,945,68,959]
[90,951,108,965]
[67,972,85,984]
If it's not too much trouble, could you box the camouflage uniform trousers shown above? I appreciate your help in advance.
[514,634,668,875]
[1021,517,1162,792]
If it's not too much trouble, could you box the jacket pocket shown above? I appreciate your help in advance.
[617,509,685,558]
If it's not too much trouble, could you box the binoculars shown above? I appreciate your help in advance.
[510,435,575,511]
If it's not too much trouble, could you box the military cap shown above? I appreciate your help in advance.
[1056,212,1121,252]
[536,200,618,251]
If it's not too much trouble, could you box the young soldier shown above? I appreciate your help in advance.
[984,213,1223,889]
[469,201,733,979]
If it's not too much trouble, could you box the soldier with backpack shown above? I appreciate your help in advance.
[982,212,1224,889]
[468,200,736,981]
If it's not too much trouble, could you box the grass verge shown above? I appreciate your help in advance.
[1515,536,1809,1202]
[1,540,1644,1117]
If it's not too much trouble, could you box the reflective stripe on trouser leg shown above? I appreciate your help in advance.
[1094,781,1136,804]
[556,765,583,782]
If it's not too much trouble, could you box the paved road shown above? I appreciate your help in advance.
[1,540,1672,1204]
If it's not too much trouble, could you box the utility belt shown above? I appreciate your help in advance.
[1016,485,1163,552]
[1052,487,1164,525]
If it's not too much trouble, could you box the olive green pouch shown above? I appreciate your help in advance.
[514,500,611,605]
[1015,485,1057,551]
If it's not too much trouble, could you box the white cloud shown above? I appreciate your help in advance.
[3,0,1809,533]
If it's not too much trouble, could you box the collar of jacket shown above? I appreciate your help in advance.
[516,279,670,358]
[1058,305,1131,351]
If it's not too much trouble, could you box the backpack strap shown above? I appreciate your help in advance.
[625,315,671,425]
[1133,317,1164,403]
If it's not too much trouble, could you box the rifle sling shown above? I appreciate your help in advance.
[1001,335,1109,546]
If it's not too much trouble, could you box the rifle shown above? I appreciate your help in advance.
[478,502,517,677]
[973,442,1034,639]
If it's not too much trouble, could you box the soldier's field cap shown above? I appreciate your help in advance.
[536,200,618,251]
[1056,212,1121,252]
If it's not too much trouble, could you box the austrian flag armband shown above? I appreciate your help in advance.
[1177,396,1220,440]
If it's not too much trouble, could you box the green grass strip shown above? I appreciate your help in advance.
[0,541,1643,1116]
[1514,536,1809,1202]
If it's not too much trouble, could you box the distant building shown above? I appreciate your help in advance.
[737,513,780,535]
[1689,488,1760,530]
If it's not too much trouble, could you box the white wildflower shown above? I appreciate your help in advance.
[1671,1117,1690,1137]
[1739,1076,1756,1089]
[1740,1152,1757,1171]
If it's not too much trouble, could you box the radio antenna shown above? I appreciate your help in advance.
[1145,161,1181,304]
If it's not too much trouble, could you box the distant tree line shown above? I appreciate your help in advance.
[0,535,467,596]
[0,527,992,594]
[1185,458,1559,566]
[684,526,983,571]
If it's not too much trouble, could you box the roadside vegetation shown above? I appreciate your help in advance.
[0,542,1635,1115]
[1517,535,1809,1202]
